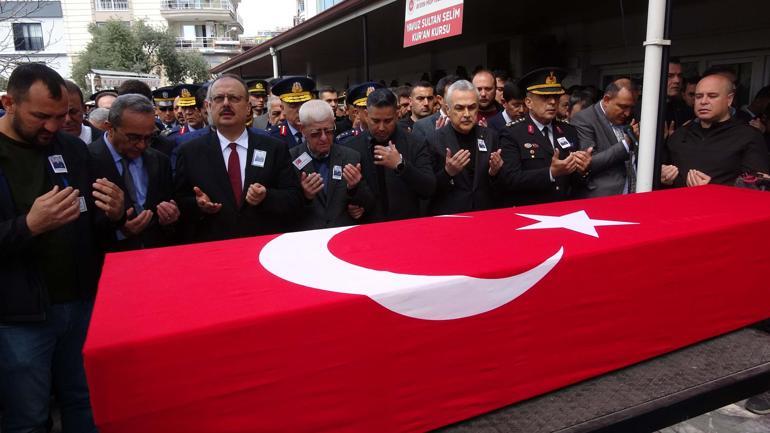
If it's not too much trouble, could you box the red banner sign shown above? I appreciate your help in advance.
[403,0,464,48]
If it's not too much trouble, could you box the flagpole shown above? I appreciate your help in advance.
[636,0,671,193]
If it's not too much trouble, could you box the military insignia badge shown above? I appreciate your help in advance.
[292,82,303,94]
[546,72,557,85]
[181,89,192,98]
[366,86,375,96]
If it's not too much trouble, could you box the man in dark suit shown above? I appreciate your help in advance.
[571,78,639,198]
[487,81,527,134]
[343,88,435,223]
[267,76,316,149]
[427,80,504,215]
[499,68,592,206]
[89,94,179,250]
[174,74,302,243]
[411,75,459,142]
[289,100,375,230]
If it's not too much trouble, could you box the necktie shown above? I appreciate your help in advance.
[295,132,303,147]
[227,143,242,207]
[315,157,330,193]
[120,158,141,213]
[613,127,636,193]
[542,126,553,149]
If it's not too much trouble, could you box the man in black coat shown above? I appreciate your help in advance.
[661,73,769,188]
[289,100,375,230]
[498,68,592,206]
[0,64,125,433]
[174,75,302,242]
[427,79,504,215]
[89,94,179,250]
[343,88,435,222]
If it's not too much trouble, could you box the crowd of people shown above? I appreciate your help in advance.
[1,57,769,432]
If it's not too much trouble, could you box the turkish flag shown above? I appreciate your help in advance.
[84,185,770,433]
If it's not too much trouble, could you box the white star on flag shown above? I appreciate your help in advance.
[516,210,638,238]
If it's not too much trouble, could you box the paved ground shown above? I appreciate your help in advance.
[3,399,769,432]
[657,400,770,433]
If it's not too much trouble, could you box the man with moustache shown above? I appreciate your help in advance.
[335,82,383,144]
[498,68,591,206]
[427,80,504,215]
[174,74,302,242]
[289,100,375,230]
[571,78,639,198]
[412,75,459,142]
[0,63,125,433]
[660,73,768,188]
[344,88,435,222]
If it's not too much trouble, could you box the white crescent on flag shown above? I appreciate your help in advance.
[259,225,563,320]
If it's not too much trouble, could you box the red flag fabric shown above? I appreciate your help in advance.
[83,185,770,433]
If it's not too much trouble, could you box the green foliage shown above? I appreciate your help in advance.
[71,20,211,90]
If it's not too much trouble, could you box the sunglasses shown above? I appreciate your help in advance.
[158,107,174,112]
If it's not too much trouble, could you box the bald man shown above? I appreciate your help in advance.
[661,73,769,188]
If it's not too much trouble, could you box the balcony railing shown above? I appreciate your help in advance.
[96,0,129,11]
[162,0,234,14]
[175,37,240,51]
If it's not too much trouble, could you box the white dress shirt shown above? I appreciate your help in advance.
[217,129,249,189]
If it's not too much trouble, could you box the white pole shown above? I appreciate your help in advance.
[636,0,670,193]
[270,46,279,79]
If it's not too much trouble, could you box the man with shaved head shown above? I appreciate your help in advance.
[661,73,768,188]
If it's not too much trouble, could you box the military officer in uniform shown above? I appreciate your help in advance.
[335,82,383,144]
[247,79,270,129]
[498,68,591,206]
[267,76,315,148]
[152,86,179,133]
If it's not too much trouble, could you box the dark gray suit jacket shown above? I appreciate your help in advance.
[411,111,442,143]
[289,143,376,231]
[571,102,632,198]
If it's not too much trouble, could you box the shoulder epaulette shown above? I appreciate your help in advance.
[505,117,527,127]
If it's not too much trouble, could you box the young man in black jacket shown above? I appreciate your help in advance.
[0,64,125,433]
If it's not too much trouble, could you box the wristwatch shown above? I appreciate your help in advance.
[394,154,405,174]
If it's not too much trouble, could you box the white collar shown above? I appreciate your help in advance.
[529,114,550,131]
[78,124,91,143]
[217,128,249,152]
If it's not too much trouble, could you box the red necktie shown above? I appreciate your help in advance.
[227,143,242,207]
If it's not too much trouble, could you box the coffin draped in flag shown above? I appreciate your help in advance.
[83,185,770,433]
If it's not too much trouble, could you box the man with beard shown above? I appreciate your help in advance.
[472,69,502,126]
[344,88,435,222]
[427,80,504,215]
[174,75,302,242]
[62,80,102,144]
[398,81,435,132]
[498,67,591,206]
[412,75,459,142]
[0,63,125,433]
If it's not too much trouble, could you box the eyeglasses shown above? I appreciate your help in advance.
[117,128,154,145]
[307,127,336,139]
[158,106,174,112]
[211,94,245,104]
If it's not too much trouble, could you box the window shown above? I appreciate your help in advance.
[12,23,44,51]
[96,0,129,11]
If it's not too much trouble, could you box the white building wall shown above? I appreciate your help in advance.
[0,16,71,78]
[131,0,165,28]
[60,0,93,59]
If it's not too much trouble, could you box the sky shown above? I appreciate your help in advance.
[239,0,297,36]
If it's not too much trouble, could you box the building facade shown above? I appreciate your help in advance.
[0,1,70,79]
[1,0,244,82]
